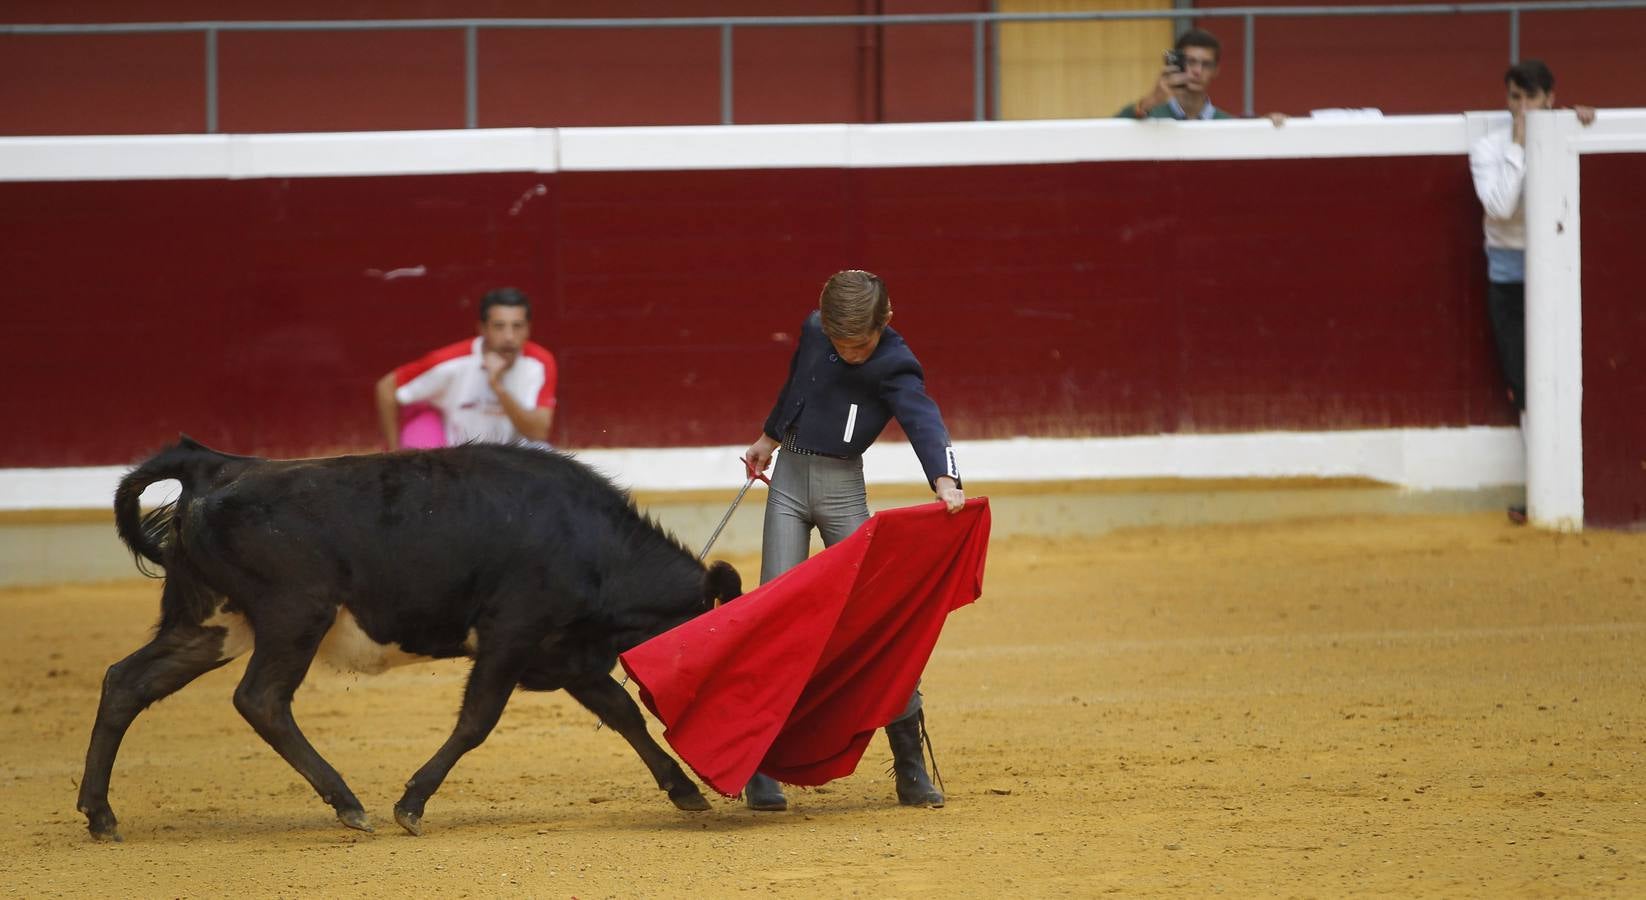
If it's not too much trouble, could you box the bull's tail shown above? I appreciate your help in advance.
[114,435,258,576]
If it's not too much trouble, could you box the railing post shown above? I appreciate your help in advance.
[205,27,219,134]
[1243,13,1254,118]
[1509,8,1521,63]
[1522,109,1585,529]
[720,24,734,125]
[465,25,478,129]
[988,17,1000,122]
[973,18,985,121]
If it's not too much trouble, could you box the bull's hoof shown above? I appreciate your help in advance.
[668,787,711,812]
[81,807,122,843]
[337,808,374,833]
[393,804,423,837]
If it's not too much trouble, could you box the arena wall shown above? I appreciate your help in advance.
[2,114,1641,526]
[1579,153,1646,529]
[0,117,1508,470]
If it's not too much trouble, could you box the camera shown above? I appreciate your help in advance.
[1163,50,1184,73]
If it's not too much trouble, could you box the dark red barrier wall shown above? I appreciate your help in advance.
[0,155,1509,468]
[0,0,987,134]
[1200,0,1644,116]
[1580,153,1646,530]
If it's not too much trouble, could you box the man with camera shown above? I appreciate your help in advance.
[1118,28,1232,121]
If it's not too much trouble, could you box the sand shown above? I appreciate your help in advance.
[3,513,1643,897]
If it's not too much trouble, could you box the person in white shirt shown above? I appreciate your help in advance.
[1468,60,1593,521]
[374,287,558,450]
[1469,60,1596,410]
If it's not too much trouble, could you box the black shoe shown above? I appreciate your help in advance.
[1507,505,1528,525]
[885,712,945,808]
[743,772,787,811]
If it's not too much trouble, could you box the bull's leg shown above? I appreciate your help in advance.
[231,616,369,833]
[565,673,711,812]
[78,625,234,841]
[393,645,533,836]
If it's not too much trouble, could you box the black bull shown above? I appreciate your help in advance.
[78,437,743,841]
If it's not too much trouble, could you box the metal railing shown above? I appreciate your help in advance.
[4,1,1642,129]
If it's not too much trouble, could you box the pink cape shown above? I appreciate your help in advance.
[399,404,446,449]
[618,498,991,796]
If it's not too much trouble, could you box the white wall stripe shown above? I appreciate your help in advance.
[0,428,1524,512]
[0,114,1521,183]
[0,128,559,182]
[558,124,851,172]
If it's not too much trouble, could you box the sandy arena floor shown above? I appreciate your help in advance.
[2,513,1643,897]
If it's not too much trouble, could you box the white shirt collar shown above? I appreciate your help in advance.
[1168,96,1219,120]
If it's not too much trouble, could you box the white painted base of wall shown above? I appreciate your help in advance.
[0,427,1524,512]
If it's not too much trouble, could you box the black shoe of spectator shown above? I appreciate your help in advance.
[1507,505,1528,525]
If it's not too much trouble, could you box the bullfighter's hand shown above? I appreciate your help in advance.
[934,477,965,514]
[744,434,778,478]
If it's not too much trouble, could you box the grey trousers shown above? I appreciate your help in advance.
[761,449,922,722]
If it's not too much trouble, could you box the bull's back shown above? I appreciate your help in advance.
[178,444,628,624]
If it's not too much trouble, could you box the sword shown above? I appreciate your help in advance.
[697,460,771,564]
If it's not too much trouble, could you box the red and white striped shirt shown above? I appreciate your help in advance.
[393,338,557,446]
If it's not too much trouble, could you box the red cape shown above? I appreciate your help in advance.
[619,498,991,797]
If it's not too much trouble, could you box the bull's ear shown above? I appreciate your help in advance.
[703,560,742,605]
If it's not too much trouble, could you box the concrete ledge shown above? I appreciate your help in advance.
[1,477,1522,589]
[0,428,1525,512]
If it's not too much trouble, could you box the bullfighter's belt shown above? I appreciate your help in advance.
[780,428,853,460]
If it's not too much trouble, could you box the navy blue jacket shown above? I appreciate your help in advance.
[762,311,959,489]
